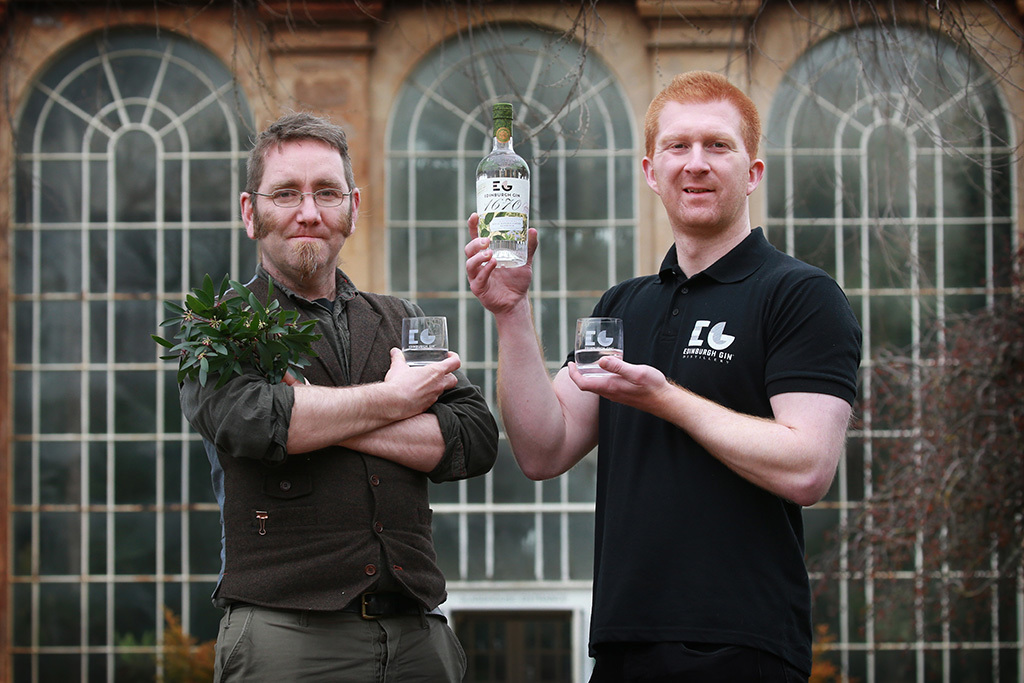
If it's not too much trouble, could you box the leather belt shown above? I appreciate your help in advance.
[341,592,424,620]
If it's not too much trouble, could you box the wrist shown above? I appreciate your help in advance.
[493,297,533,330]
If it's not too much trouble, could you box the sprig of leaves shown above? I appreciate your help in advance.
[153,274,321,388]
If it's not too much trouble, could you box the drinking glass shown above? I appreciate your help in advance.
[574,317,624,376]
[401,317,449,366]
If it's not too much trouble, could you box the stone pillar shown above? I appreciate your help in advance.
[258,1,385,291]
[635,0,764,262]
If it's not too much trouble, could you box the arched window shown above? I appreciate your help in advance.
[11,28,253,681]
[766,25,1016,681]
[386,24,636,679]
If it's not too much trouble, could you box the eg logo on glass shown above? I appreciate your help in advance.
[406,327,437,346]
[583,330,616,348]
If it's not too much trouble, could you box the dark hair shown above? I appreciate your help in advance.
[246,112,356,192]
[643,71,761,159]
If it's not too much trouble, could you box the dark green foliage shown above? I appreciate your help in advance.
[153,274,320,388]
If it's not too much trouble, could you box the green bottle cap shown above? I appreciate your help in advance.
[492,102,514,121]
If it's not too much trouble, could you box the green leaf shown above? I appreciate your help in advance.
[154,273,322,387]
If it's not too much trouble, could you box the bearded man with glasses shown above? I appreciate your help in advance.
[181,112,497,682]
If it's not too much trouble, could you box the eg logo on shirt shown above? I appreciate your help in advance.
[688,320,735,351]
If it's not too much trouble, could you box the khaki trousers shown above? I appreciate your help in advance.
[214,604,466,682]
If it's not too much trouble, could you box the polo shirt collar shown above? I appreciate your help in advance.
[658,227,772,284]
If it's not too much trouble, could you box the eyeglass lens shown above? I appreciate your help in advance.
[265,189,348,208]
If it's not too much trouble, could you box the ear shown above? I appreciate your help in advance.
[345,187,361,237]
[241,192,257,240]
[642,157,660,196]
[747,159,765,196]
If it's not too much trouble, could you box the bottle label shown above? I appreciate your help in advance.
[476,177,529,240]
[495,125,511,143]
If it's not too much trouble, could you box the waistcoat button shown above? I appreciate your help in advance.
[370,474,381,486]
[374,522,384,533]
[364,564,377,576]
[279,480,291,491]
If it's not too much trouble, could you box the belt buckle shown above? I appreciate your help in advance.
[360,592,380,620]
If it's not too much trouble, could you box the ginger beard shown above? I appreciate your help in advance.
[250,201,354,281]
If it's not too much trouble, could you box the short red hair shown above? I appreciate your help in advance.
[644,71,761,158]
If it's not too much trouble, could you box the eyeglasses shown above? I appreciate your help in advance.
[250,188,353,208]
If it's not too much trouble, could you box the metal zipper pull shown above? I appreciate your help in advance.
[255,510,268,536]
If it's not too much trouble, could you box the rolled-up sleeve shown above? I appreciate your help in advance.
[180,370,294,465]
[425,371,498,483]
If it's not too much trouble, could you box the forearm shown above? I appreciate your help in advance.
[495,300,596,480]
[339,413,445,473]
[286,382,410,453]
[649,383,849,505]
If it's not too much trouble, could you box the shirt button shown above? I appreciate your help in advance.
[364,564,377,576]
[374,522,384,533]
[369,474,381,486]
[279,480,291,492]
[672,308,679,316]
[680,287,689,295]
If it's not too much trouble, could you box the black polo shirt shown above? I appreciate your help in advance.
[572,228,862,675]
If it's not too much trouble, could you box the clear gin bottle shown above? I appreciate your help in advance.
[475,102,530,267]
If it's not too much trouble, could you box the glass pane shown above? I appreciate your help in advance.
[389,158,410,221]
[115,512,157,574]
[189,510,223,574]
[414,227,460,292]
[39,160,82,223]
[491,447,534,504]
[165,158,183,222]
[39,371,82,433]
[13,512,32,575]
[113,441,155,506]
[13,370,31,434]
[431,512,461,579]
[11,227,33,294]
[88,511,107,574]
[115,131,157,223]
[114,299,159,364]
[189,159,235,222]
[13,301,31,364]
[40,512,82,575]
[114,369,156,433]
[39,230,83,292]
[568,512,594,580]
[389,225,410,292]
[493,513,535,580]
[565,226,611,291]
[414,156,459,220]
[114,229,158,293]
[563,156,608,219]
[189,228,235,285]
[415,100,466,152]
[791,155,835,219]
[113,582,157,646]
[39,301,83,363]
[40,99,93,154]
[39,441,82,505]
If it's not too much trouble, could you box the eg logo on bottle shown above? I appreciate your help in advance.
[491,180,514,192]
[688,320,735,351]
[407,327,436,346]
[584,330,615,348]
